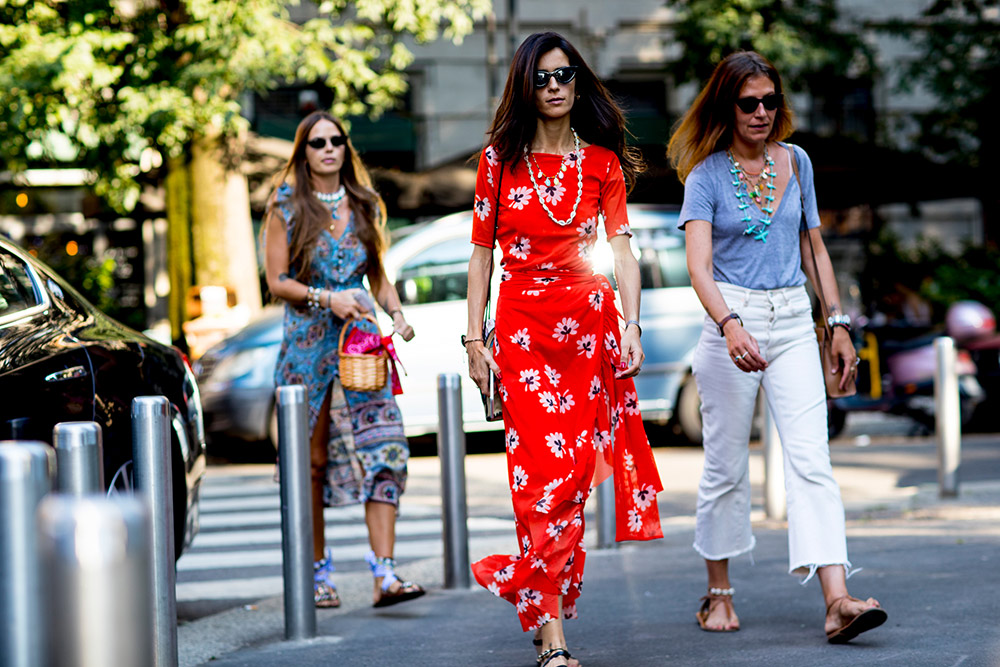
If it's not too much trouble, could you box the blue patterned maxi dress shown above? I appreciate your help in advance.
[273,183,408,507]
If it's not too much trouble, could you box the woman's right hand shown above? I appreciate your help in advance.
[467,341,501,394]
[724,320,768,373]
[327,288,369,321]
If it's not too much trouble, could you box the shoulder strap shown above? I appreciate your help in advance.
[484,164,504,322]
[788,144,834,332]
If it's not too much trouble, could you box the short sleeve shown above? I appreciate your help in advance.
[600,153,631,239]
[678,162,716,230]
[471,146,501,248]
[791,145,822,230]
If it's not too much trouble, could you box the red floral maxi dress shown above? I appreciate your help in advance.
[469,144,664,631]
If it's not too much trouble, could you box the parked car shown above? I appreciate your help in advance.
[195,205,707,445]
[0,237,206,559]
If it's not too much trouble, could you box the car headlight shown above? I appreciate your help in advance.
[208,345,279,385]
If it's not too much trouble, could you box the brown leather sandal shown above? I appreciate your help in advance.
[825,595,887,644]
[696,587,739,632]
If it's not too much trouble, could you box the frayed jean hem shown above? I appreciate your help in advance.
[693,535,757,562]
[791,561,860,585]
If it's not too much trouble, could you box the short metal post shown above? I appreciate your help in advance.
[54,421,105,497]
[595,476,617,549]
[437,373,470,588]
[38,494,152,667]
[761,391,787,521]
[132,396,177,667]
[276,385,316,640]
[935,337,961,497]
[0,442,54,667]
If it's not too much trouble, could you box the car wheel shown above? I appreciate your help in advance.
[676,375,703,446]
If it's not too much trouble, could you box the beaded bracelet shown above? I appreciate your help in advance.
[306,286,322,311]
[709,587,735,597]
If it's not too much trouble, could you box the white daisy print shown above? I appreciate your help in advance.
[577,334,597,358]
[531,557,547,571]
[534,275,559,285]
[588,376,602,399]
[487,581,501,596]
[538,391,558,413]
[523,289,542,296]
[487,167,494,187]
[571,511,583,527]
[553,317,579,342]
[546,519,569,541]
[511,465,528,492]
[544,477,565,494]
[505,429,520,452]
[484,145,499,166]
[588,290,604,311]
[561,579,572,595]
[575,431,588,450]
[604,332,620,353]
[616,223,632,236]
[509,236,531,260]
[537,262,556,270]
[519,368,541,392]
[528,612,552,630]
[544,365,561,387]
[628,508,643,532]
[593,428,610,452]
[511,328,531,350]
[500,383,508,401]
[577,217,597,237]
[565,149,584,167]
[564,552,575,573]
[540,181,566,205]
[558,391,575,414]
[534,493,553,514]
[516,588,542,613]
[521,534,532,554]
[501,269,512,282]
[508,186,533,210]
[494,564,514,582]
[624,450,635,471]
[625,391,639,416]
[546,432,567,458]
[633,484,656,511]
[474,195,491,221]
[611,404,623,431]
[577,240,594,261]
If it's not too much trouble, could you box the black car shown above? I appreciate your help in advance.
[0,237,206,558]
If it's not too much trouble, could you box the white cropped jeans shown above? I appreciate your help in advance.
[692,282,851,582]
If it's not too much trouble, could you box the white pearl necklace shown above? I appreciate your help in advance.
[315,186,345,206]
[523,128,583,227]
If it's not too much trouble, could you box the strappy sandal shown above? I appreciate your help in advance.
[537,647,573,667]
[696,587,739,632]
[313,549,341,608]
[825,595,887,644]
[365,550,426,608]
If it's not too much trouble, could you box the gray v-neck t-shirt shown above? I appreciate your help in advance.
[678,142,821,290]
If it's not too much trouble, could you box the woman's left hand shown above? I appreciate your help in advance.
[831,328,857,392]
[616,325,644,379]
[392,311,415,342]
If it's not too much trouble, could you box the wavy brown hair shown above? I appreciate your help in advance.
[667,51,795,183]
[267,111,388,286]
[487,31,644,191]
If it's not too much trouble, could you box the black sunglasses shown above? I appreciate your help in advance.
[306,135,348,150]
[735,93,783,114]
[534,66,578,88]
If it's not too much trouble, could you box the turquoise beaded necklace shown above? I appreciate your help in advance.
[727,147,777,243]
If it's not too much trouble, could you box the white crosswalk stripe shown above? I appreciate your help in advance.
[176,471,514,604]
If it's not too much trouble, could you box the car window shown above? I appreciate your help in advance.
[632,227,691,289]
[0,250,41,318]
[395,235,472,305]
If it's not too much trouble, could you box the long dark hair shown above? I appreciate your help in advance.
[487,31,644,190]
[267,111,388,285]
[667,51,795,183]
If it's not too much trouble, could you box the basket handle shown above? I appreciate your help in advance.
[337,312,381,352]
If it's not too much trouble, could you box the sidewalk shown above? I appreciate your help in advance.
[178,433,1000,666]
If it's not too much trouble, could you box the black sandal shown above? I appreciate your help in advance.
[537,647,573,667]
[365,551,426,608]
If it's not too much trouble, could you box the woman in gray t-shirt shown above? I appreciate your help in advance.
[667,51,886,644]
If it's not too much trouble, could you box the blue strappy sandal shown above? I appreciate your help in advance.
[365,550,426,608]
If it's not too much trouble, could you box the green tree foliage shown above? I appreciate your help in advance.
[881,0,999,168]
[0,0,490,212]
[663,0,875,93]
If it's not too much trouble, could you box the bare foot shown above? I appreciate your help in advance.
[824,595,882,636]
[703,595,739,631]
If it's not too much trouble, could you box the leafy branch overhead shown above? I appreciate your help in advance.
[0,0,490,211]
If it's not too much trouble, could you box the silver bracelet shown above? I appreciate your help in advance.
[625,319,642,336]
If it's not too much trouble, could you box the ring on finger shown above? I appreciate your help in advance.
[734,353,745,361]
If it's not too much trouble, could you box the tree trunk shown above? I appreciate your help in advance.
[165,155,192,344]
[189,130,262,315]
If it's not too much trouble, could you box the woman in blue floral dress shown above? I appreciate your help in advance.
[263,111,424,609]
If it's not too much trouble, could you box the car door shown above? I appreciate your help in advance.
[0,245,95,444]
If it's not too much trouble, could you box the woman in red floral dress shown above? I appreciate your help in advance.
[465,32,664,667]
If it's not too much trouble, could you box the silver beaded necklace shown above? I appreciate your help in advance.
[523,128,583,227]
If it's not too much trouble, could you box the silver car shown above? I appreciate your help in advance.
[195,204,706,445]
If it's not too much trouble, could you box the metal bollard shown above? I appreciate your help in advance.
[595,476,617,549]
[38,494,152,667]
[54,421,105,497]
[276,385,316,640]
[437,374,470,588]
[132,396,178,667]
[934,337,961,497]
[0,442,54,667]
[761,391,787,521]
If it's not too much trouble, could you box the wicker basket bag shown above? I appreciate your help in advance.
[338,314,388,392]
